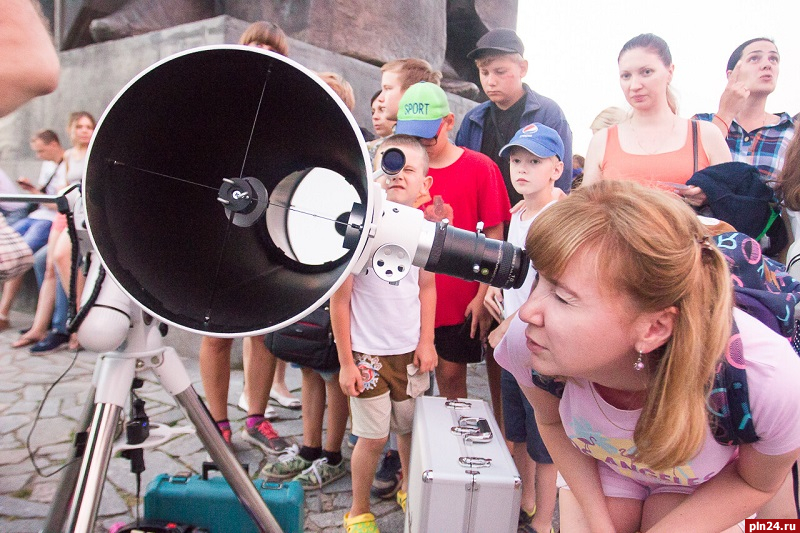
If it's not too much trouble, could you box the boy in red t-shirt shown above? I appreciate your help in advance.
[392,82,511,398]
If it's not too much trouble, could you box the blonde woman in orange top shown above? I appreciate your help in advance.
[583,34,730,205]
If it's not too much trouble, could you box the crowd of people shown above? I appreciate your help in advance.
[3,8,800,533]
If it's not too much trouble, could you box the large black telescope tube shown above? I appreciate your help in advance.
[83,46,372,336]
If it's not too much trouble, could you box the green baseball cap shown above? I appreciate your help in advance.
[396,82,450,138]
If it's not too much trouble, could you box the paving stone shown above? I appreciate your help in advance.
[372,498,400,516]
[49,381,93,398]
[151,406,186,426]
[24,417,75,448]
[333,491,353,508]
[4,400,39,415]
[308,507,349,529]
[0,473,31,494]
[105,449,186,493]
[0,518,47,532]
[137,388,175,405]
[35,441,72,458]
[0,495,51,517]
[0,379,23,392]
[0,393,19,407]
[0,459,35,476]
[61,404,88,421]
[0,433,21,450]
[38,397,62,418]
[98,481,131,517]
[0,415,30,434]
[158,433,204,457]
[29,480,58,503]
[376,509,405,531]
[22,385,45,402]
[0,448,32,466]
[270,417,304,438]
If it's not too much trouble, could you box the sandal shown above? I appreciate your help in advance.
[269,388,301,409]
[396,489,407,513]
[12,334,42,349]
[343,512,379,533]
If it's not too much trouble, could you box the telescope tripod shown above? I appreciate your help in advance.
[41,300,283,533]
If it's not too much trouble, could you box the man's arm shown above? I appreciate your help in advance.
[0,0,60,117]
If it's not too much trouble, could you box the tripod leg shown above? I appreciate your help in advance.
[64,353,134,533]
[65,402,124,533]
[41,385,96,533]
[154,347,283,533]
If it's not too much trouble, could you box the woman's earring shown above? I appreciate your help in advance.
[634,349,645,372]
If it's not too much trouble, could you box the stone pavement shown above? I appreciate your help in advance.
[0,309,498,533]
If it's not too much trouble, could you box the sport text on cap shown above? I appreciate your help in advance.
[395,82,451,139]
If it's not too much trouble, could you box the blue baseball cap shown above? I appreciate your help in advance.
[499,123,564,161]
[395,82,451,138]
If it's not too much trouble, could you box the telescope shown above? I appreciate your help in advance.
[81,45,528,340]
[57,45,528,533]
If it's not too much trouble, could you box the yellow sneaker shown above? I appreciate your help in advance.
[396,490,407,513]
[343,512,379,533]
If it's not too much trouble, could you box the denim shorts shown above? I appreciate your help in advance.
[501,368,552,464]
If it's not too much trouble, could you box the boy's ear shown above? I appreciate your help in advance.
[551,159,564,181]
[413,175,434,209]
[519,58,529,79]
[442,113,455,133]
[422,175,433,194]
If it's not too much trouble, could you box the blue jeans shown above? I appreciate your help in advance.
[32,245,68,334]
[12,217,52,252]
[2,207,30,227]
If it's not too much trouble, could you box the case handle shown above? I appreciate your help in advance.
[458,456,492,468]
[201,461,249,480]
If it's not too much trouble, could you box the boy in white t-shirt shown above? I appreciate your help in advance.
[332,134,438,533]
[484,123,564,533]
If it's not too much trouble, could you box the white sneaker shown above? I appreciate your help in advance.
[237,392,277,419]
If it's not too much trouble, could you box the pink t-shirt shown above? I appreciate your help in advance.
[495,308,800,494]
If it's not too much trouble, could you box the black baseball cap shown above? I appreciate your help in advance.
[467,28,525,60]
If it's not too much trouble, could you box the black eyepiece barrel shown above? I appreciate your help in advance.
[423,222,528,289]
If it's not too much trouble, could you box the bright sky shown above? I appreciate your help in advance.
[517,0,800,158]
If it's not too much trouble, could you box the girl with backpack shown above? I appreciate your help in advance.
[495,180,800,532]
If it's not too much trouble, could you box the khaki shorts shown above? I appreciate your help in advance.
[350,351,415,439]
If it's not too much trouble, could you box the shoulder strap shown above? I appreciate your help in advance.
[39,159,63,193]
[708,318,759,446]
[691,120,699,173]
